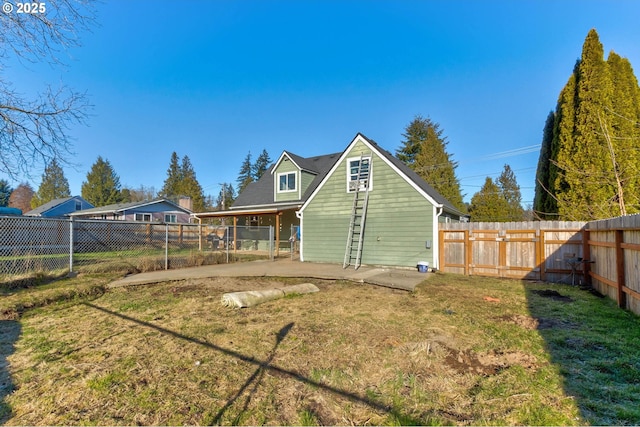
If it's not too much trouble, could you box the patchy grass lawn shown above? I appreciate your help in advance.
[1,272,639,425]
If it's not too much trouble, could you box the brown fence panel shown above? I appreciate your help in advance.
[439,221,587,283]
[440,217,640,315]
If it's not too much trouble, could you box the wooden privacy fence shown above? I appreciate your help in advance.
[439,218,640,315]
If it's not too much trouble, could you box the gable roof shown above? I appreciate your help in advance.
[299,133,464,216]
[231,151,341,209]
[68,198,192,216]
[25,196,91,217]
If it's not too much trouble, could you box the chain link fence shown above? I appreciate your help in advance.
[0,216,274,281]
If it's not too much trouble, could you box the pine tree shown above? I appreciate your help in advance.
[253,149,272,180]
[159,152,182,198]
[469,177,510,222]
[9,182,34,213]
[397,116,466,212]
[81,156,124,207]
[496,164,524,221]
[0,179,12,207]
[237,152,253,193]
[31,159,71,208]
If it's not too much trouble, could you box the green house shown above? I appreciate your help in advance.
[195,133,464,269]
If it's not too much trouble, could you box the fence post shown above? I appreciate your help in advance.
[615,229,626,309]
[165,224,169,270]
[69,217,74,274]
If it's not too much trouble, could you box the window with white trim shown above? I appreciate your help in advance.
[278,172,297,192]
[164,214,177,223]
[347,157,372,192]
[135,213,152,222]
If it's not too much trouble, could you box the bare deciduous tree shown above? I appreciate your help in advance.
[0,0,95,179]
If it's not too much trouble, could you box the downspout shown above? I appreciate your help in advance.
[295,210,303,261]
[434,205,444,270]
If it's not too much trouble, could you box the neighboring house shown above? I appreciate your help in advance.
[193,133,464,268]
[24,196,94,218]
[68,198,193,223]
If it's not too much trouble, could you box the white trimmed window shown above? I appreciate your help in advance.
[164,214,177,223]
[278,172,297,192]
[347,157,372,192]
[135,213,152,222]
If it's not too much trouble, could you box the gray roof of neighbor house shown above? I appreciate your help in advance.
[25,196,90,217]
[231,151,342,209]
[68,198,191,216]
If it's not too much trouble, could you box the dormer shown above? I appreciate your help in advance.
[272,151,318,202]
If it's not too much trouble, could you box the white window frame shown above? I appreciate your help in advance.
[346,156,373,192]
[135,213,152,222]
[164,214,177,223]
[277,171,297,193]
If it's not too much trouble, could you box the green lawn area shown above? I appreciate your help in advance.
[1,272,639,425]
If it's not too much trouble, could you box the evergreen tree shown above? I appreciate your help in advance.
[496,164,524,221]
[533,112,555,219]
[159,152,182,198]
[253,149,272,180]
[216,182,236,210]
[237,152,253,193]
[159,153,205,211]
[0,179,12,207]
[179,155,205,212]
[31,159,71,208]
[81,156,124,207]
[541,29,640,220]
[468,177,510,222]
[397,116,466,212]
[9,182,34,213]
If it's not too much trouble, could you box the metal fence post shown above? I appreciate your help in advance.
[69,217,74,274]
[226,225,230,264]
[165,224,169,270]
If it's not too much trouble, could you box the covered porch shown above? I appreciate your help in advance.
[192,204,301,257]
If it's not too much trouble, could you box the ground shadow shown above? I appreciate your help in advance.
[525,283,640,425]
[0,320,21,423]
[84,303,426,424]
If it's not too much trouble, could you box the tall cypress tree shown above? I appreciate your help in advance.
[542,29,640,220]
[534,112,556,219]
[397,116,466,212]
[31,159,71,208]
[81,156,124,206]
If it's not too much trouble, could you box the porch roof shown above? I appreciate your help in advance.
[192,203,301,219]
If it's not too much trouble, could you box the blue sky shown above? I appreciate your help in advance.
[6,0,640,208]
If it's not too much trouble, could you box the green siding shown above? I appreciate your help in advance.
[302,141,436,268]
[274,158,299,202]
[300,170,315,195]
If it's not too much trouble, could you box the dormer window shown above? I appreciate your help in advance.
[278,172,297,192]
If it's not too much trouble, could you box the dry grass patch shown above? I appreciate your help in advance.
[2,273,637,425]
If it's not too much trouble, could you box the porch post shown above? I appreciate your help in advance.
[233,216,237,254]
[275,212,280,257]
